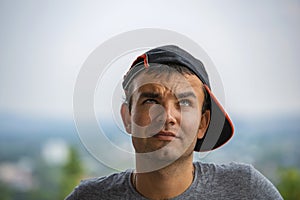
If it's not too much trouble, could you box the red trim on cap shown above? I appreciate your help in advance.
[140,53,149,68]
[203,84,235,147]
[130,53,149,69]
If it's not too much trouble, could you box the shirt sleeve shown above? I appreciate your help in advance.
[249,165,283,200]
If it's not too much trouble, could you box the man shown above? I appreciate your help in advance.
[66,45,282,199]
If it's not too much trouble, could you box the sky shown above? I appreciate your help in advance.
[0,0,300,120]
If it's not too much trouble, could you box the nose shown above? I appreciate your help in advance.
[149,102,179,127]
[164,104,177,126]
[160,102,179,127]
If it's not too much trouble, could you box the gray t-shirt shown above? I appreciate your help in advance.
[65,162,283,200]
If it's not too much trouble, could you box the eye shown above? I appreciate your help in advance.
[142,99,158,104]
[178,99,192,107]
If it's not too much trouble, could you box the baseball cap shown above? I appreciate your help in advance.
[122,45,234,152]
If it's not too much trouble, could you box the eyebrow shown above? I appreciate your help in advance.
[138,91,196,100]
[139,92,161,99]
[176,91,197,99]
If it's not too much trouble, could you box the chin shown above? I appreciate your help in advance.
[134,144,195,172]
[133,138,196,161]
[150,145,192,163]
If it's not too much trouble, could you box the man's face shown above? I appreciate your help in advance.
[122,70,210,162]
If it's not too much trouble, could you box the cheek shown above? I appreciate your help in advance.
[132,104,165,127]
[180,111,201,135]
[132,107,151,127]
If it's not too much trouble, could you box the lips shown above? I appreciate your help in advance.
[153,131,178,141]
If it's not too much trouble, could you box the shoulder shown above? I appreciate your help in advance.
[194,162,283,199]
[80,171,128,190]
[248,165,283,199]
[196,161,253,178]
[195,162,253,188]
[65,170,133,200]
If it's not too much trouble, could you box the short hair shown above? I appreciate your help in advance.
[124,63,211,114]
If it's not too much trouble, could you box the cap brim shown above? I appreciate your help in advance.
[194,84,234,152]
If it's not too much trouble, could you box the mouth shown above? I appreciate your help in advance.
[153,131,178,141]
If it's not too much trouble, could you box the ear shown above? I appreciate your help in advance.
[197,110,210,139]
[120,103,132,134]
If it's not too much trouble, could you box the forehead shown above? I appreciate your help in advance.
[130,70,204,95]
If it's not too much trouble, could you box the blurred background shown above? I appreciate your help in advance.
[1,0,300,199]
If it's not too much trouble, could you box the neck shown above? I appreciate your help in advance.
[132,156,195,200]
